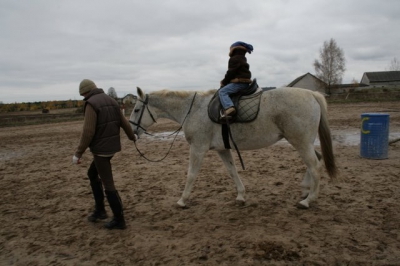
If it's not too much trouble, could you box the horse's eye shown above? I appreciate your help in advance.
[134,109,140,113]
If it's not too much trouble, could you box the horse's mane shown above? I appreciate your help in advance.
[150,89,216,98]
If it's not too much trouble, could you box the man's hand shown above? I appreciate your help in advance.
[133,134,138,142]
[72,155,81,164]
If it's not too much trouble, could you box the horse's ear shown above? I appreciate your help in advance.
[137,87,145,100]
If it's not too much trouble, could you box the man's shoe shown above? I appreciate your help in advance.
[105,190,127,230]
[87,209,108,222]
[104,217,126,230]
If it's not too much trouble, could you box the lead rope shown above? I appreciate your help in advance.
[133,127,181,162]
[133,92,197,163]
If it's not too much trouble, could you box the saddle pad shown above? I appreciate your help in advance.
[236,91,263,122]
[208,90,263,124]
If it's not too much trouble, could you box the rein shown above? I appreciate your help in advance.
[129,92,197,162]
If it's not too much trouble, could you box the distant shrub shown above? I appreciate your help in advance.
[75,106,84,113]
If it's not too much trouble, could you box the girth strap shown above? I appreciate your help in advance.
[222,124,231,149]
[221,120,245,170]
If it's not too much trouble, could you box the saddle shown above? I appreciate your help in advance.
[208,79,263,124]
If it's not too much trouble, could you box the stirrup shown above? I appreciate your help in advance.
[220,110,232,119]
[220,107,236,120]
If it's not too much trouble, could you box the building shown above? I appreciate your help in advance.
[287,72,327,94]
[361,71,400,86]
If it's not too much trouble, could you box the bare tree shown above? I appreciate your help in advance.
[314,38,346,94]
[387,57,400,71]
[351,78,359,88]
[107,87,118,99]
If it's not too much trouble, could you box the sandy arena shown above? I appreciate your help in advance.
[1,101,400,265]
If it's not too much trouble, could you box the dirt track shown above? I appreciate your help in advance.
[1,101,400,265]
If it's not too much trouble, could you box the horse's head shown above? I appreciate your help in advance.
[129,87,158,137]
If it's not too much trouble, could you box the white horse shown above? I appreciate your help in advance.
[129,87,337,209]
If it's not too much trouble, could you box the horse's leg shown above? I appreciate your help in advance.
[301,169,311,198]
[301,150,322,198]
[293,145,322,209]
[177,145,207,208]
[217,149,246,205]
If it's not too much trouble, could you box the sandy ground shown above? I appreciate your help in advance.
[1,101,400,265]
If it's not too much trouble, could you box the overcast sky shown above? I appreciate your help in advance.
[1,0,399,103]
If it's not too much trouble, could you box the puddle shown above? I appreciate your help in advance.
[140,131,184,140]
[0,150,24,161]
[331,130,400,146]
[332,133,360,146]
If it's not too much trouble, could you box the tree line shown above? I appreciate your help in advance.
[0,100,84,113]
[0,88,130,113]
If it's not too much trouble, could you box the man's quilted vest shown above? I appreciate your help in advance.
[85,89,121,155]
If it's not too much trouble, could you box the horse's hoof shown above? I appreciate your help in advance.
[235,199,246,206]
[177,199,186,208]
[297,200,309,209]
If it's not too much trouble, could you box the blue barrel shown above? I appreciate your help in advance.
[360,113,390,159]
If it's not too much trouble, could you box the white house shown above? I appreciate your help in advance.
[287,72,327,94]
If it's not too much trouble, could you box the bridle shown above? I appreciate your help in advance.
[129,92,197,162]
[129,94,157,134]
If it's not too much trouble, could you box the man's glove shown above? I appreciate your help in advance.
[133,134,138,142]
[72,155,81,164]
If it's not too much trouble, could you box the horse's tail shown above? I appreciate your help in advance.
[312,92,338,179]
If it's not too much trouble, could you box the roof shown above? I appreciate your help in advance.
[287,73,307,87]
[363,71,400,82]
[287,72,326,87]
